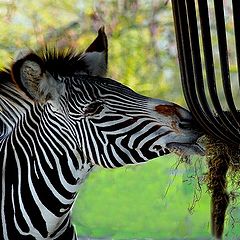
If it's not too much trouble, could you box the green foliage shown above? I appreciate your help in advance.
[73,156,211,239]
[0,0,184,105]
[73,156,240,239]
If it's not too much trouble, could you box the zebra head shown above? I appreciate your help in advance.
[11,28,204,168]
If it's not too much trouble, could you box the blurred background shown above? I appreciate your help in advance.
[0,0,240,239]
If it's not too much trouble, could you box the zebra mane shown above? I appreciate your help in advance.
[0,27,108,88]
[0,47,88,86]
[38,47,88,77]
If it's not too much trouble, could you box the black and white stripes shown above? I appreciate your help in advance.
[64,76,171,168]
[0,28,203,239]
[0,81,86,239]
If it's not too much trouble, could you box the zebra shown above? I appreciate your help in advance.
[0,27,204,239]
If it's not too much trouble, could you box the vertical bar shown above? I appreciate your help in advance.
[176,0,220,137]
[185,0,232,141]
[232,0,240,93]
[214,0,240,129]
[172,0,205,123]
[197,0,222,114]
[172,0,240,145]
[171,0,191,108]
[185,0,239,143]
[198,0,240,142]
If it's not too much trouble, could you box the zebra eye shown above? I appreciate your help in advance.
[84,100,104,116]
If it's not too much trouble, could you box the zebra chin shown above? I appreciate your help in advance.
[166,142,205,157]
[159,128,205,157]
[151,136,205,158]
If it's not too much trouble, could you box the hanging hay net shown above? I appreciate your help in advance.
[172,0,240,238]
[204,135,240,238]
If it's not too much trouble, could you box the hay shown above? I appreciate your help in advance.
[204,135,240,239]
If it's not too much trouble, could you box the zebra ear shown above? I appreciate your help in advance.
[11,52,64,103]
[81,26,108,76]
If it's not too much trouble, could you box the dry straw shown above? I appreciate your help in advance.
[204,135,240,238]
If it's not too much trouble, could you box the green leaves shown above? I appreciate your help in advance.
[0,1,183,106]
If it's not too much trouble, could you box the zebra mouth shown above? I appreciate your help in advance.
[166,142,205,156]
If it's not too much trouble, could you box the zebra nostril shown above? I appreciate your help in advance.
[179,118,204,134]
[179,119,193,130]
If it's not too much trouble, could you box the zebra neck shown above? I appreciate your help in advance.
[0,83,93,238]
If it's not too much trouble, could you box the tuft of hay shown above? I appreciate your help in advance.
[204,135,240,239]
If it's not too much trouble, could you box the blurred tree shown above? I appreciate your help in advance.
[0,0,184,104]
